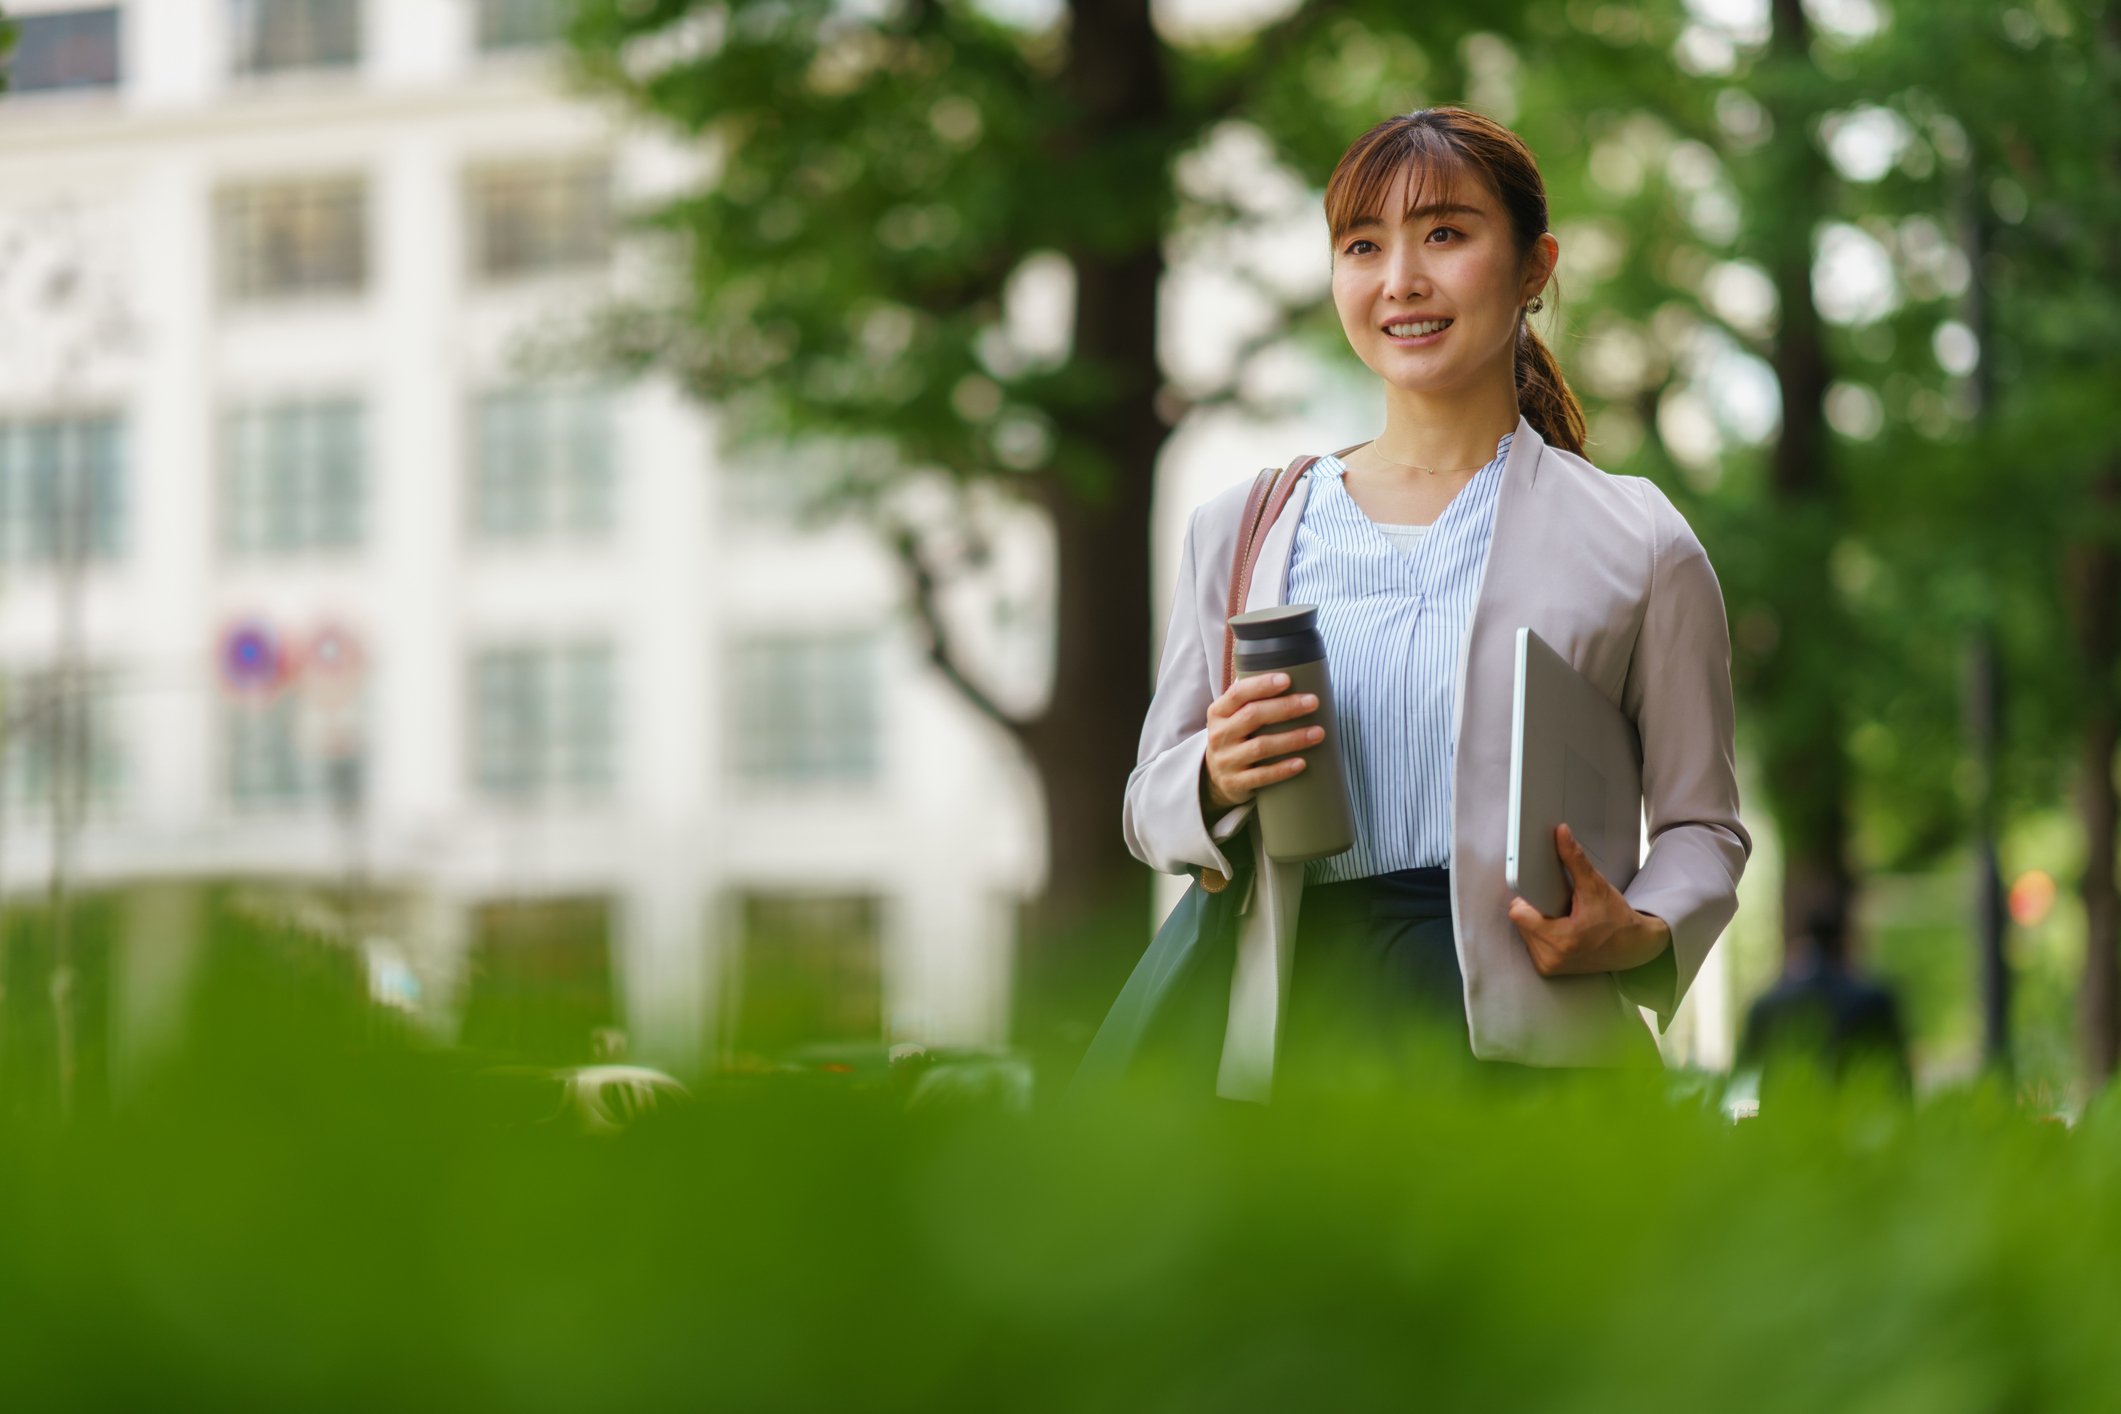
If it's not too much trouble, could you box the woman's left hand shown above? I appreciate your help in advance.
[1507,822,1672,976]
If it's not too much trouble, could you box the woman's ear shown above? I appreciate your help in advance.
[1524,231,1560,303]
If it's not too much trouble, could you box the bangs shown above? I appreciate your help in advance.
[1324,125,1477,244]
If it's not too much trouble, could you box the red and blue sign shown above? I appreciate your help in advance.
[219,621,286,694]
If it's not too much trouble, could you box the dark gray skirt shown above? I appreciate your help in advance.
[1280,865,1602,1093]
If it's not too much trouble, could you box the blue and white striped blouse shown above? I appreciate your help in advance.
[1288,430,1513,885]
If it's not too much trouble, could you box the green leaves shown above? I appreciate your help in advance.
[3,896,2117,1412]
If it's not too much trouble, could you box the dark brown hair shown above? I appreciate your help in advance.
[1324,107,1586,457]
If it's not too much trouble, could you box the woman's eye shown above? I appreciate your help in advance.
[1428,226,1461,243]
[1342,239,1378,256]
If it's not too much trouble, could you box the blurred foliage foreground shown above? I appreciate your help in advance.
[2,895,2120,1411]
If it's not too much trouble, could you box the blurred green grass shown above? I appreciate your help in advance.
[2,891,2117,1410]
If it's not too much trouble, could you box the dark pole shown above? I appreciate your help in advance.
[48,414,91,1119]
[1965,636,2012,1074]
[1957,164,2011,1077]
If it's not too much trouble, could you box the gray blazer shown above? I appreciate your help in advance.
[1121,413,1753,1102]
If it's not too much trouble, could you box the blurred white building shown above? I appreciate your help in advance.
[0,0,1041,1074]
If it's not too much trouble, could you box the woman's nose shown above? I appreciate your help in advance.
[1383,243,1431,301]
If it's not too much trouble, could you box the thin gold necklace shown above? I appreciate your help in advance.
[1362,446,1497,476]
[1358,428,1512,476]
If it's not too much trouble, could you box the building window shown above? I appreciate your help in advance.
[225,399,365,555]
[471,643,615,802]
[224,688,364,811]
[725,892,884,1058]
[729,633,882,788]
[0,416,126,567]
[459,896,617,1065]
[229,0,360,75]
[217,178,367,303]
[2,8,122,93]
[1,668,124,811]
[472,387,614,541]
[720,456,838,528]
[466,159,612,281]
[226,693,307,808]
[475,0,562,50]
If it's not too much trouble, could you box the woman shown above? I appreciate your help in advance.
[1121,107,1753,1103]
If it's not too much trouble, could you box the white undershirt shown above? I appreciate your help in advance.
[1370,520,1433,554]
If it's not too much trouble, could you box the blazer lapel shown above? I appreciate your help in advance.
[1450,415,1543,751]
[1443,415,1548,1047]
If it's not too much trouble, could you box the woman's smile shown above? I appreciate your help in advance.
[1382,317,1454,346]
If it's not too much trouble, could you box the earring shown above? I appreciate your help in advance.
[1528,295,1545,313]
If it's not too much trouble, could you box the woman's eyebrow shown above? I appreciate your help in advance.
[1344,203,1486,232]
[1400,202,1484,221]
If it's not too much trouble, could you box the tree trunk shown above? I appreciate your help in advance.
[1966,634,2012,1071]
[1012,0,1170,1070]
[1959,172,2011,1074]
[1760,0,1857,973]
[1030,242,1163,951]
[2074,468,2120,1085]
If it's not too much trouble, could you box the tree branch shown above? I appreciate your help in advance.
[1664,286,1773,366]
[1195,0,1353,123]
[888,518,1035,749]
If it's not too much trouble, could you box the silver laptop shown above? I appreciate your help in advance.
[1505,627,1643,917]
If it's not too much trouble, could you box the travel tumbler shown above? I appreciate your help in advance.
[1228,603,1355,863]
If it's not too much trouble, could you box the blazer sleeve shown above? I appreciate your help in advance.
[1122,503,1256,879]
[1614,479,1754,1029]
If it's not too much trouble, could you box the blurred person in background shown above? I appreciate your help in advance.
[1735,905,1911,1102]
[1123,107,1752,1103]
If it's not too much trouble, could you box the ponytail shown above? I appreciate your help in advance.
[1515,314,1586,457]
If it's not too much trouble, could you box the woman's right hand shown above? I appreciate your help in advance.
[1201,672,1325,811]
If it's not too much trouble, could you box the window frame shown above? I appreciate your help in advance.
[219,394,368,559]
[220,679,369,814]
[215,174,370,307]
[0,412,129,569]
[463,155,615,284]
[473,0,564,53]
[468,639,618,806]
[468,384,618,545]
[721,889,889,1058]
[0,663,127,815]
[1,6,123,95]
[227,0,363,78]
[725,629,885,791]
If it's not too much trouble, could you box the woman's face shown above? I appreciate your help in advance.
[1330,163,1556,398]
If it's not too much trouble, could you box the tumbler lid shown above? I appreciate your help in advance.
[1229,603,1318,639]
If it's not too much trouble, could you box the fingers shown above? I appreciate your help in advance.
[1225,753,1309,797]
[1223,693,1320,744]
[1244,725,1324,764]
[1207,677,1319,766]
[1554,822,1604,891]
[1508,897,1562,976]
[1206,749,1308,806]
[1201,671,1327,811]
[1508,897,1570,977]
[1209,671,1293,719]
[1213,673,1316,723]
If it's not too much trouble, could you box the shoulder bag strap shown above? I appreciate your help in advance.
[1220,454,1320,692]
[1198,453,1317,894]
